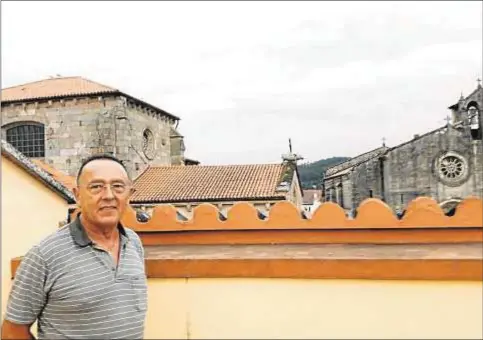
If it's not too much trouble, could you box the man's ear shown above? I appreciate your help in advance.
[73,186,80,205]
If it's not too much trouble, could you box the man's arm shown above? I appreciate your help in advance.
[2,245,47,340]
[1,319,35,340]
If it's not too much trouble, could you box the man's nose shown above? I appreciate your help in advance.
[102,185,115,199]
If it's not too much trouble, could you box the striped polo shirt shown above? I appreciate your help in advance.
[4,216,148,339]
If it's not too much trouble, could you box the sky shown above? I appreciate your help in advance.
[1,1,482,165]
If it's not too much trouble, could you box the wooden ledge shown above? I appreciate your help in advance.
[11,244,483,281]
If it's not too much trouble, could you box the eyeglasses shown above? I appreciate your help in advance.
[86,183,130,195]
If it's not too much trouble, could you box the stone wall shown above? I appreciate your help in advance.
[351,157,384,208]
[323,125,483,213]
[383,125,482,212]
[1,95,182,178]
[116,98,176,177]
[323,175,352,210]
[341,176,353,210]
[2,97,115,175]
[170,128,185,166]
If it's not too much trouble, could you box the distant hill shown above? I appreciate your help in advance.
[298,156,350,189]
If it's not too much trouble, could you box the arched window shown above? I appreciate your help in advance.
[5,122,45,157]
[467,103,479,130]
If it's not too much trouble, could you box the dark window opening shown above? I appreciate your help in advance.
[6,123,45,157]
[369,189,373,198]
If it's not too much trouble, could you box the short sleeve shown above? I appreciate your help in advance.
[4,246,47,325]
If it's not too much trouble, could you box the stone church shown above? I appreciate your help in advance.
[1,76,192,178]
[323,81,483,215]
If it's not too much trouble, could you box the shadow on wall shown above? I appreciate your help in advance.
[134,205,461,222]
[135,207,318,223]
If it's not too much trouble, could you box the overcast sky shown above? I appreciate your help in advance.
[2,1,482,165]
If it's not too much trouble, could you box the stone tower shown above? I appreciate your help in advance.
[1,76,187,178]
[448,79,483,140]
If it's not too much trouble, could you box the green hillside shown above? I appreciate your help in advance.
[298,156,350,189]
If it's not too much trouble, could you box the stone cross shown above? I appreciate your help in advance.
[382,137,386,147]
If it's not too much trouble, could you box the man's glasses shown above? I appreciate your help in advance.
[86,183,130,195]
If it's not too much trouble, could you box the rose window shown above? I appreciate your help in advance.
[435,152,469,186]
[439,156,464,179]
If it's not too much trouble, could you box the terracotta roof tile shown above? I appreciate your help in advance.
[1,76,118,102]
[1,76,181,120]
[131,164,288,203]
[31,159,76,192]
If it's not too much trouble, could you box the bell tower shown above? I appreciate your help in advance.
[448,78,483,140]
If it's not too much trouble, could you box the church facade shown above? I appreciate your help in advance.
[1,76,188,178]
[323,82,483,214]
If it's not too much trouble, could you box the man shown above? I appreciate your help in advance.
[1,154,148,339]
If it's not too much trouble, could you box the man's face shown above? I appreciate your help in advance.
[74,159,133,227]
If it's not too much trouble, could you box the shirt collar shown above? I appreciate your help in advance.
[69,214,129,247]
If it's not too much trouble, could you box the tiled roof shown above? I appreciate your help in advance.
[1,76,117,102]
[1,76,180,120]
[1,140,75,203]
[31,159,76,192]
[131,164,289,203]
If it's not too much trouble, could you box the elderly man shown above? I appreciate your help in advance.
[1,154,147,339]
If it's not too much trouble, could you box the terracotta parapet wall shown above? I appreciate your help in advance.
[71,197,483,230]
[68,196,483,245]
[12,196,483,281]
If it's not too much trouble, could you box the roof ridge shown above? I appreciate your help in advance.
[78,76,118,91]
[2,76,81,90]
[146,163,283,169]
[326,146,386,172]
[387,124,447,151]
[1,76,118,92]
